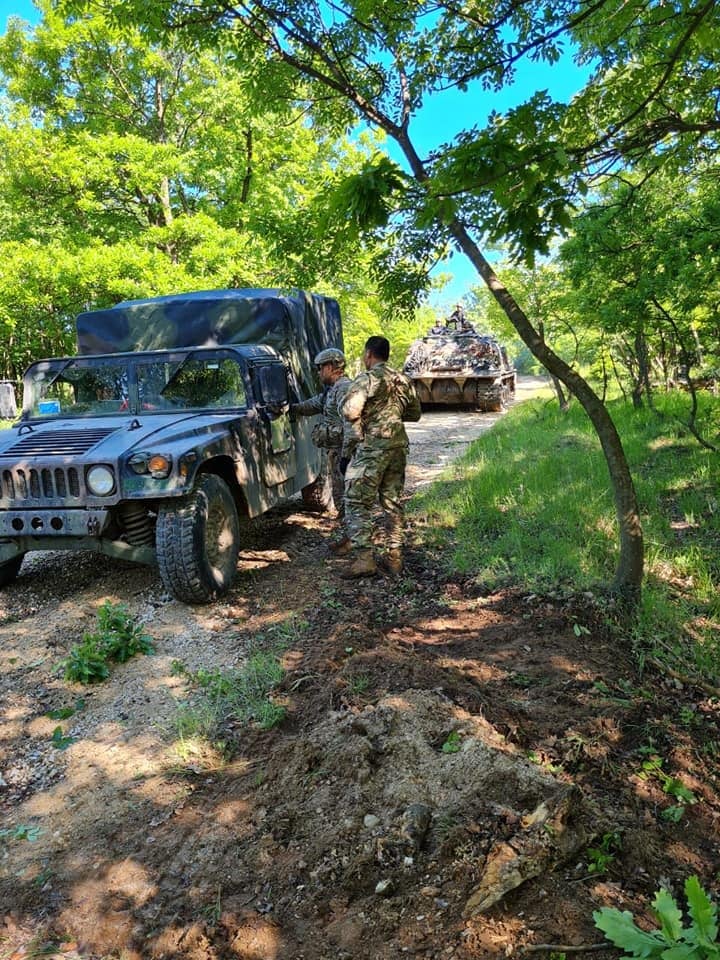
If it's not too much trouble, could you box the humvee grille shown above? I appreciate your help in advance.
[0,428,114,457]
[2,466,84,503]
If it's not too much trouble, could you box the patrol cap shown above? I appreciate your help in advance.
[314,347,346,367]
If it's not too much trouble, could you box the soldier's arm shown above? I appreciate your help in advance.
[291,392,324,417]
[342,377,368,424]
[402,380,422,422]
[342,376,369,457]
[331,380,355,459]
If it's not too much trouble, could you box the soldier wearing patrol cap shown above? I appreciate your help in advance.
[291,348,353,551]
[340,335,422,578]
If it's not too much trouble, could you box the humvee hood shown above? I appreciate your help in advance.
[0,412,239,461]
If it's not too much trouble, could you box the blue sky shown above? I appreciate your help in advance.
[2,0,591,312]
[402,61,591,310]
[1,0,36,28]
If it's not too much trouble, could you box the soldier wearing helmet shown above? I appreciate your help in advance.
[291,347,353,551]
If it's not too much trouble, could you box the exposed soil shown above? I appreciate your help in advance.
[2,381,720,960]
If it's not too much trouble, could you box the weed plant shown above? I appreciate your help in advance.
[411,391,720,681]
[594,875,719,959]
[60,601,153,683]
[172,622,297,759]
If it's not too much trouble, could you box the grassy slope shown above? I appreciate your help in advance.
[411,390,720,683]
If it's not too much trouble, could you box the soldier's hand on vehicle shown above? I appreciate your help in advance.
[339,456,350,475]
[266,402,287,417]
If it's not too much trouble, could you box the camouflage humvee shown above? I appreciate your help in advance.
[0,289,341,603]
[403,311,516,412]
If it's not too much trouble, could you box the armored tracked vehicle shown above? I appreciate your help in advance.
[0,289,340,603]
[403,311,516,412]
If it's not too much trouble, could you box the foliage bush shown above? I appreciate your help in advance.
[60,601,153,684]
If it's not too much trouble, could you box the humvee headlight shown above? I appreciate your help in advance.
[128,453,149,474]
[86,465,115,496]
[148,454,171,478]
[128,452,171,478]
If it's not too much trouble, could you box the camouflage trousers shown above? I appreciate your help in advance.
[327,448,347,535]
[344,440,408,550]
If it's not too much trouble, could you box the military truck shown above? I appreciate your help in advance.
[404,314,516,412]
[0,289,341,603]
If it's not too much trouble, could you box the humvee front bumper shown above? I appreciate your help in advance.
[0,507,111,538]
[0,506,156,566]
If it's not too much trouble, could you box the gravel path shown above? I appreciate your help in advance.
[405,374,549,492]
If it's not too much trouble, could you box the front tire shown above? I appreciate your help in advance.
[0,553,24,588]
[156,474,240,604]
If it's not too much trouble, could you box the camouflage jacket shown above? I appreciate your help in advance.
[293,375,353,454]
[343,362,421,456]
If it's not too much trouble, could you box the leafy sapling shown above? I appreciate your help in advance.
[594,875,719,959]
[587,831,622,875]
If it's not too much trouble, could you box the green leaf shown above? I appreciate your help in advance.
[653,888,684,944]
[50,726,76,750]
[660,945,701,960]
[662,779,697,804]
[685,876,719,947]
[594,907,666,957]
[46,706,76,720]
[442,731,462,753]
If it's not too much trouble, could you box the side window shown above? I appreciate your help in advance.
[257,364,289,405]
[155,357,247,409]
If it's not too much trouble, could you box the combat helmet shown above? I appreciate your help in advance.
[314,347,346,368]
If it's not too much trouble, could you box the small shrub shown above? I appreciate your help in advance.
[441,731,462,754]
[594,875,719,959]
[60,602,153,683]
[60,638,111,684]
[347,674,371,695]
[50,726,76,750]
[586,831,622,874]
[638,752,698,820]
[92,601,154,663]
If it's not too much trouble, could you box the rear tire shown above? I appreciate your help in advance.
[0,553,24,587]
[156,474,240,604]
[301,465,333,512]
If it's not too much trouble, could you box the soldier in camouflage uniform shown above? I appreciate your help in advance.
[341,335,422,578]
[291,348,353,550]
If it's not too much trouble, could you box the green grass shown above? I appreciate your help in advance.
[411,390,720,681]
[170,620,301,763]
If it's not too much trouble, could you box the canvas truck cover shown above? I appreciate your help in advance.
[75,288,343,398]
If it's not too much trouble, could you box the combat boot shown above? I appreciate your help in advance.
[340,548,377,579]
[385,548,403,575]
[328,535,352,555]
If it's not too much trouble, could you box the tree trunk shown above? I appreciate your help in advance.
[550,376,570,411]
[446,218,644,602]
[635,328,652,409]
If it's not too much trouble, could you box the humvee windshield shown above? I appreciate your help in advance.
[25,350,247,419]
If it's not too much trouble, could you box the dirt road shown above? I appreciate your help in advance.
[405,375,550,492]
